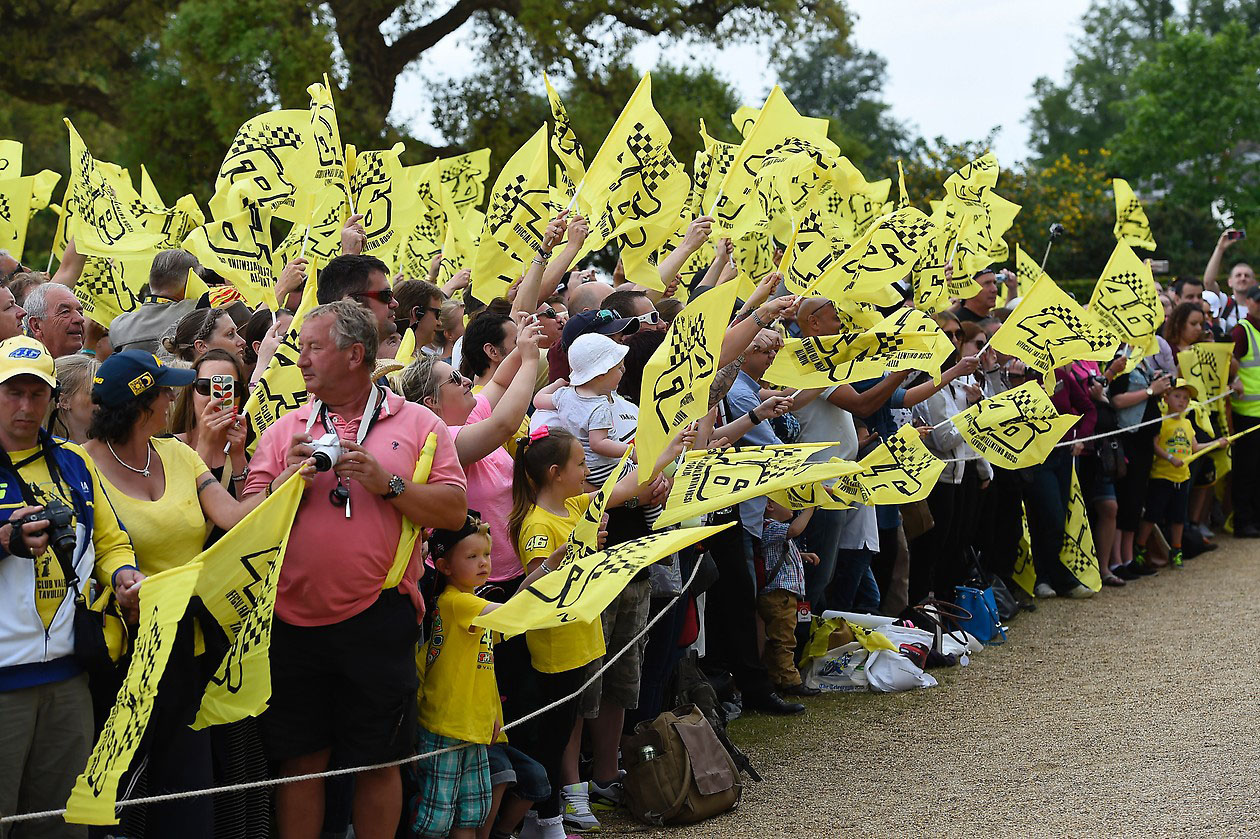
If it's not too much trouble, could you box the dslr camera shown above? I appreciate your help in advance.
[310,432,344,472]
[10,495,77,565]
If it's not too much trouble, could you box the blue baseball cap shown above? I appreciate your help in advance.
[560,308,639,349]
[92,350,196,408]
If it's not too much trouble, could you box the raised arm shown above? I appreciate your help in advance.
[455,322,544,465]
[653,216,713,299]
[1203,229,1240,294]
[512,213,569,318]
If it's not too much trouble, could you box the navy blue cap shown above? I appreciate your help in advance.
[560,308,639,350]
[92,350,196,408]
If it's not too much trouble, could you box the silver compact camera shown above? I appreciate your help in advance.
[310,432,343,472]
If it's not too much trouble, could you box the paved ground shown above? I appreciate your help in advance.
[607,536,1260,837]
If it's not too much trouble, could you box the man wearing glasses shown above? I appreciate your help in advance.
[393,279,444,355]
[317,254,400,340]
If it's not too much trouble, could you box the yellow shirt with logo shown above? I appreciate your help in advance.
[95,437,211,576]
[417,587,501,744]
[2,442,133,630]
[1150,415,1194,484]
[517,494,605,674]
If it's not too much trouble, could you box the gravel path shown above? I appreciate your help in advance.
[608,536,1260,838]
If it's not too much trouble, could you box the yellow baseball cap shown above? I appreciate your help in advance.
[0,336,57,388]
[1172,377,1198,399]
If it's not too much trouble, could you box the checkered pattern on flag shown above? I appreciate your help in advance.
[471,125,550,302]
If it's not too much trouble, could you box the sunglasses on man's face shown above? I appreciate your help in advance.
[353,288,395,305]
[634,311,661,326]
[538,307,560,320]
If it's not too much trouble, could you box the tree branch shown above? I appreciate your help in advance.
[387,0,500,75]
[0,75,119,123]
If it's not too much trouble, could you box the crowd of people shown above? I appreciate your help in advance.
[0,214,1254,839]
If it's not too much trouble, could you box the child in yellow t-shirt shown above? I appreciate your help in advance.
[409,513,551,839]
[1137,381,1227,568]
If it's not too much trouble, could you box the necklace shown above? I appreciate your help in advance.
[107,440,152,477]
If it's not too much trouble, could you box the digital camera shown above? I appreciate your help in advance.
[12,495,77,565]
[310,432,343,472]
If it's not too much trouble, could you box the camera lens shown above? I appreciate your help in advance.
[311,451,334,472]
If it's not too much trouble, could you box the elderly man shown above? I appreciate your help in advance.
[317,254,399,339]
[952,268,1000,323]
[0,336,138,838]
[24,283,85,358]
[244,300,465,839]
[106,249,200,353]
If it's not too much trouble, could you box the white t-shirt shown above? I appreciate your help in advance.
[552,387,637,484]
[793,386,859,463]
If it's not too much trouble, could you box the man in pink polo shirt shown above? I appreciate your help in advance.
[245,299,466,839]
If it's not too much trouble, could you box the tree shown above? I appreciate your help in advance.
[1112,22,1260,231]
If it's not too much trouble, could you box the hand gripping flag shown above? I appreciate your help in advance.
[637,282,739,479]
[952,380,1080,469]
[471,125,550,302]
[472,523,733,636]
[1112,177,1156,251]
[1090,242,1162,353]
[656,444,861,529]
[763,307,952,389]
[62,119,162,257]
[579,73,690,253]
[545,73,586,202]
[990,274,1120,374]
[271,184,350,278]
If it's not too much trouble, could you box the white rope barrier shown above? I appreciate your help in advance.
[0,557,705,827]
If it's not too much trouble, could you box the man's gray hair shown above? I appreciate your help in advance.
[305,299,378,368]
[22,280,57,323]
[149,249,200,295]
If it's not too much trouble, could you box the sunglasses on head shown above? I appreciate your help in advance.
[353,288,395,305]
[193,378,243,395]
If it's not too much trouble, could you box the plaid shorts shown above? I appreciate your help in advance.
[408,726,490,838]
[579,578,651,718]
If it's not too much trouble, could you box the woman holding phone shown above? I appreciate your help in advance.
[170,348,249,487]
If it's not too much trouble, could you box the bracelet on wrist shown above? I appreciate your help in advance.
[751,309,769,329]
[748,408,763,425]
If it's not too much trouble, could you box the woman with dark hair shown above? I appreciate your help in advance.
[162,307,246,364]
[170,348,249,484]
[241,306,292,375]
[82,350,304,837]
[1165,301,1207,354]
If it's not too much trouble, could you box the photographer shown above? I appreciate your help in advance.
[0,336,137,839]
[243,300,466,839]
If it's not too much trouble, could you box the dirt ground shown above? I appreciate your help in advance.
[606,536,1260,838]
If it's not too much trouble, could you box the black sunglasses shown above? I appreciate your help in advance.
[193,378,244,395]
[538,307,560,319]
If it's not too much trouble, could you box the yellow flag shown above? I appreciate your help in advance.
[0,176,35,258]
[656,444,861,529]
[1015,244,1048,298]
[763,307,952,389]
[73,253,152,328]
[805,207,935,305]
[0,139,21,176]
[271,184,350,277]
[712,87,831,240]
[63,119,162,257]
[66,562,202,824]
[943,151,999,205]
[348,143,416,261]
[139,164,163,207]
[637,281,739,479]
[440,149,492,219]
[135,193,206,250]
[472,125,550,302]
[952,380,1080,469]
[990,274,1120,373]
[192,474,304,728]
[473,524,733,635]
[544,73,586,200]
[896,160,910,210]
[382,432,439,589]
[1113,177,1155,251]
[767,479,853,511]
[827,424,947,506]
[1012,508,1036,596]
[183,201,278,307]
[698,119,738,218]
[244,257,320,444]
[568,446,636,564]
[959,191,1021,275]
[305,79,351,203]
[437,207,482,285]
[825,158,892,240]
[731,103,834,145]
[579,74,690,252]
[1178,343,1233,403]
[617,220,680,292]
[1090,242,1162,353]
[210,107,312,221]
[779,186,851,295]
[1059,463,1102,592]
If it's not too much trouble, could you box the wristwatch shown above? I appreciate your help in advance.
[1146,386,1154,396]
[382,474,406,499]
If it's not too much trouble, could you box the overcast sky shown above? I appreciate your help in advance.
[391,0,1097,167]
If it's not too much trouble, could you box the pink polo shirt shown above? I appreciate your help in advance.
[245,389,467,627]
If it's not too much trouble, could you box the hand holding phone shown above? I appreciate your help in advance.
[210,375,235,414]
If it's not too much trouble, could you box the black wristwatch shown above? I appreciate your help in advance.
[747,409,763,425]
[382,474,406,499]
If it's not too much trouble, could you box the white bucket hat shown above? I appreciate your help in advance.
[568,333,628,386]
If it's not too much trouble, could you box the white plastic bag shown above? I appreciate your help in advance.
[801,642,869,692]
[865,650,938,692]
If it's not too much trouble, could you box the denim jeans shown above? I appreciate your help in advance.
[1021,448,1074,592]
[829,548,876,613]
[800,507,842,614]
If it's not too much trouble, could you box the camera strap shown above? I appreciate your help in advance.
[305,383,387,447]
[0,432,82,597]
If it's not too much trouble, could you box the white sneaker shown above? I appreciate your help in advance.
[561,782,601,832]
[1033,583,1057,598]
[588,771,624,811]
[537,813,576,839]
[1065,584,1094,599]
